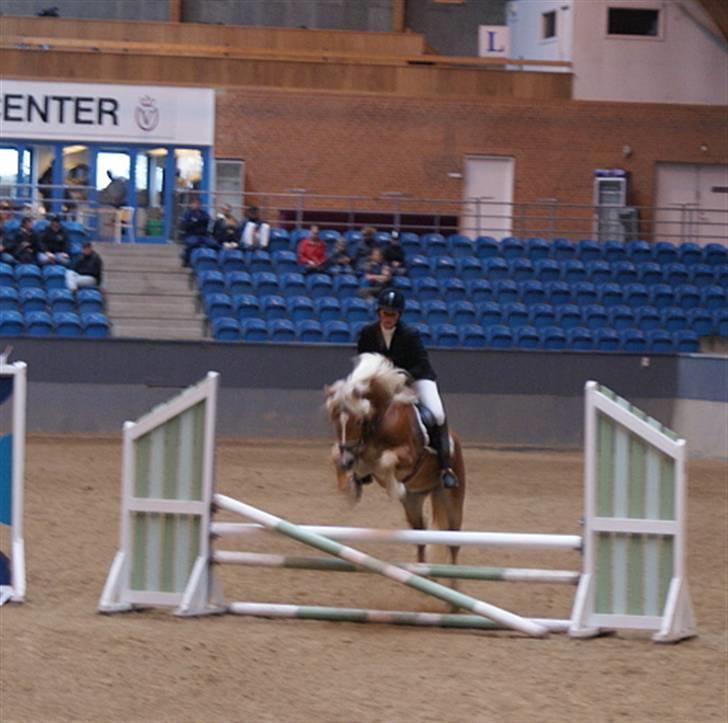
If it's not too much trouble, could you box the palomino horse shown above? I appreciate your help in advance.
[325,353,466,567]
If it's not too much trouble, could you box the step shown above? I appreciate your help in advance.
[106,295,201,318]
[102,257,185,272]
[104,271,193,294]
[97,242,180,258]
[113,318,207,339]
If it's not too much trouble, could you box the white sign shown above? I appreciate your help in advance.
[478,26,511,57]
[0,80,215,146]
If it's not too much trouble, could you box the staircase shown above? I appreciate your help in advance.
[101,243,207,340]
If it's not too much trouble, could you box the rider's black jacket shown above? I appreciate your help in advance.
[356,322,437,382]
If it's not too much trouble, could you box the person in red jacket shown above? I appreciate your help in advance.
[296,226,328,273]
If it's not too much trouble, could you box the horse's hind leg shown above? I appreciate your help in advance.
[401,492,427,563]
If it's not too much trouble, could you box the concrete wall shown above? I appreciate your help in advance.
[0,0,170,21]
[507,0,573,68]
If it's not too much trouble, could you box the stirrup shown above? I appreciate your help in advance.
[440,468,458,489]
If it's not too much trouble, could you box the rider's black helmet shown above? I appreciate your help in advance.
[377,288,405,313]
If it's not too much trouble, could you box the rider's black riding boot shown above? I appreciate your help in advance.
[433,422,459,489]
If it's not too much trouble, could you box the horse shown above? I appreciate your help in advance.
[325,353,466,568]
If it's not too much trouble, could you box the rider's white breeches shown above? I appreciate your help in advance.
[413,379,446,426]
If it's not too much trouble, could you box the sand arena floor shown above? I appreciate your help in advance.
[0,436,726,723]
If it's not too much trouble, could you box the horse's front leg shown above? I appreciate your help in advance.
[374,447,409,501]
[330,443,364,503]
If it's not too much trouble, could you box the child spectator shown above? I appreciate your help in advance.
[39,216,71,266]
[240,205,271,250]
[358,246,392,298]
[66,241,103,292]
[383,230,407,276]
[297,226,328,273]
[180,197,214,266]
[325,235,353,274]
[212,204,240,248]
[352,226,379,271]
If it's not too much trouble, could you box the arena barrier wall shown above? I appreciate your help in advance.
[98,374,696,642]
[0,359,26,605]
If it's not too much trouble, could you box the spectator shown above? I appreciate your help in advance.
[240,205,270,250]
[297,226,328,273]
[66,241,103,292]
[180,197,214,267]
[352,226,379,271]
[39,215,70,266]
[212,204,240,248]
[0,201,12,222]
[324,235,353,274]
[383,230,407,276]
[357,246,392,298]
[9,216,41,265]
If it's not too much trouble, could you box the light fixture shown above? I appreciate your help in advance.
[447,172,463,179]
[622,145,633,158]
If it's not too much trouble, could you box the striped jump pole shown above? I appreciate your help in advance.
[213,493,550,638]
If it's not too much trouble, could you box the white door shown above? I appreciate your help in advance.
[696,165,728,245]
[463,155,514,239]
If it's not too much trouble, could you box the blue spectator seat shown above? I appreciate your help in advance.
[225,271,254,296]
[15,264,43,289]
[267,228,290,253]
[448,234,474,258]
[714,309,728,336]
[414,276,439,301]
[661,307,689,332]
[236,294,260,321]
[598,283,623,308]
[567,327,594,351]
[24,310,54,337]
[204,293,235,320]
[638,262,663,286]
[402,298,423,325]
[582,304,609,330]
[342,296,371,323]
[211,317,240,341]
[646,330,674,353]
[534,259,561,283]
[431,255,456,280]
[477,301,502,327]
[0,287,19,312]
[391,276,413,294]
[563,260,587,283]
[622,283,650,308]
[603,240,627,263]
[295,319,324,343]
[33,219,49,234]
[716,264,728,286]
[241,318,269,342]
[483,257,509,280]
[674,284,701,310]
[556,304,582,330]
[608,305,636,331]
[704,244,727,266]
[315,296,341,323]
[349,320,367,340]
[540,326,567,350]
[475,236,499,260]
[400,232,422,256]
[509,258,535,282]
[449,300,477,326]
[272,250,298,275]
[260,294,287,321]
[687,308,713,337]
[305,273,333,299]
[420,233,447,255]
[334,273,360,298]
[626,240,652,264]
[701,285,725,310]
[413,322,432,344]
[486,324,513,349]
[268,318,297,342]
[551,238,576,261]
[585,261,611,285]
[343,230,362,244]
[678,242,703,266]
[323,320,351,343]
[612,261,639,285]
[502,302,529,328]
[76,288,104,315]
[52,311,82,337]
[432,323,459,348]
[197,270,226,296]
[219,248,246,273]
[663,263,690,286]
[673,330,700,353]
[545,281,571,306]
[441,277,467,302]
[619,329,648,352]
[594,328,620,351]
[42,265,67,290]
[515,326,540,349]
[688,264,715,288]
[3,219,20,235]
[459,323,486,348]
[577,239,601,263]
[649,284,674,309]
[63,221,87,246]
[319,229,341,244]
[81,312,111,338]
[0,263,14,286]
[47,288,74,313]
[653,242,678,265]
[374,231,392,245]
[408,255,431,280]
[278,272,307,297]
[190,247,218,271]
[529,303,556,329]
[422,299,449,326]
[19,287,47,313]
[526,237,550,262]
[493,279,519,304]
[636,306,661,332]
[501,237,525,259]
[572,282,598,306]
[456,256,481,281]
[289,229,308,247]
[286,295,315,322]
[468,279,495,303]
[520,280,546,305]
[69,240,83,259]
[249,250,273,275]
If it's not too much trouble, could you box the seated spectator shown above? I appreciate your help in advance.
[212,204,240,248]
[0,219,14,264]
[383,230,407,276]
[325,235,353,274]
[66,241,103,292]
[9,216,42,265]
[39,215,71,266]
[297,226,328,273]
[240,205,271,250]
[358,246,392,298]
[180,197,215,267]
[353,226,379,270]
[0,201,12,222]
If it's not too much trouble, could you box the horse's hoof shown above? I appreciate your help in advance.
[346,477,363,504]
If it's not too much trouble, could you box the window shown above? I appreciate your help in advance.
[608,8,659,36]
[542,11,557,39]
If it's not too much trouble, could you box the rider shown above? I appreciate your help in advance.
[356,288,459,489]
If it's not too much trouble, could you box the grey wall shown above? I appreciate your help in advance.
[0,0,170,20]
